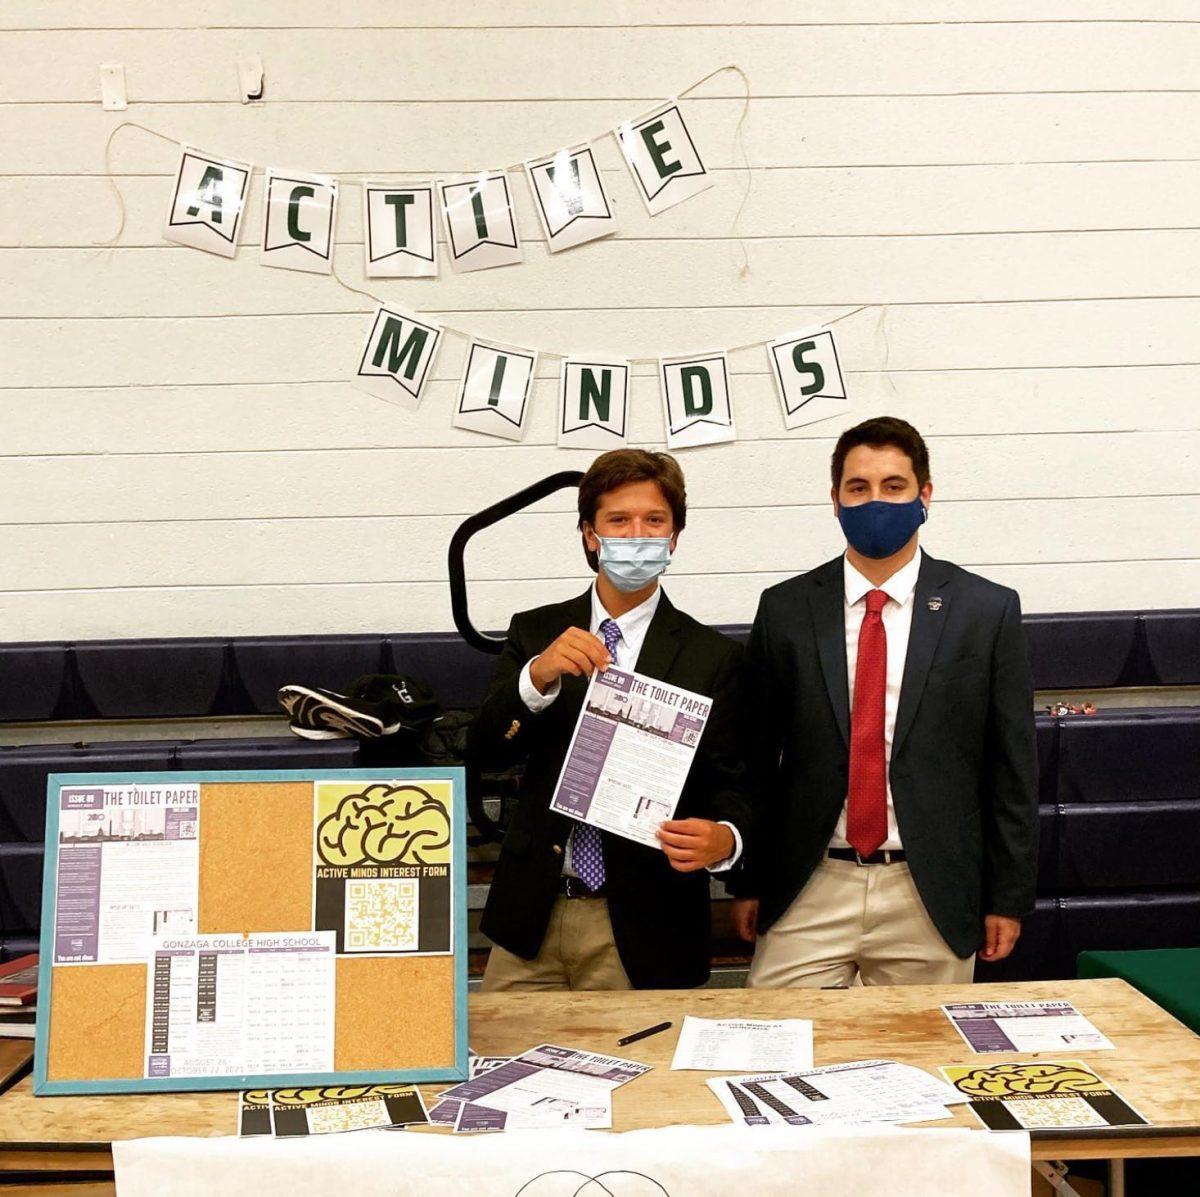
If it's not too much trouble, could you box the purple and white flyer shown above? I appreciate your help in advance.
[438,1043,647,1131]
[942,1001,1115,1054]
[53,783,200,965]
[549,667,711,848]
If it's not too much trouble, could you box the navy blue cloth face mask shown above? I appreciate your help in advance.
[837,496,928,559]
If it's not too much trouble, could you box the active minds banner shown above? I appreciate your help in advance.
[162,96,712,274]
[354,304,850,446]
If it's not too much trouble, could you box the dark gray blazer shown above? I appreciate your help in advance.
[731,552,1038,958]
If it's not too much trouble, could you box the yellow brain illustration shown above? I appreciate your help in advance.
[317,784,451,867]
[953,1064,1105,1098]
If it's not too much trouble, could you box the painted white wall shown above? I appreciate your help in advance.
[2,1,1198,640]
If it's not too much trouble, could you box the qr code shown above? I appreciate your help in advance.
[345,879,419,952]
[306,1098,389,1134]
[1005,1096,1107,1130]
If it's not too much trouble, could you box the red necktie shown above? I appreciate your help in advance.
[846,588,889,857]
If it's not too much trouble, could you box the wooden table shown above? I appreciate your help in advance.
[2,979,1199,1193]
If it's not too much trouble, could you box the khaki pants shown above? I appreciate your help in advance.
[748,856,975,988]
[481,896,633,991]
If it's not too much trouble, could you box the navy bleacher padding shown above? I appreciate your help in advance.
[1062,892,1200,960]
[1,610,1198,724]
[173,737,360,771]
[1144,609,1200,685]
[1036,805,1058,891]
[233,636,388,715]
[74,639,228,719]
[0,741,179,843]
[1057,708,1200,805]
[0,843,43,937]
[974,898,1063,982]
[1035,715,1058,805]
[0,643,67,722]
[1059,801,1200,891]
[1023,612,1139,690]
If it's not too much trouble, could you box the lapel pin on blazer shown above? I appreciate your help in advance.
[927,597,943,612]
[504,719,521,740]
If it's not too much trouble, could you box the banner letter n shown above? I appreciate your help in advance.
[579,368,612,421]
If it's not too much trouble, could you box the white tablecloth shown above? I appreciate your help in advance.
[114,1122,1031,1196]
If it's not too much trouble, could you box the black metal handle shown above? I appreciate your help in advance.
[447,470,585,654]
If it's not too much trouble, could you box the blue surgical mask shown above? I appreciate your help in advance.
[837,496,927,559]
[596,536,673,592]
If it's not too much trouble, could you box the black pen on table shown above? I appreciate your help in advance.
[617,1021,672,1047]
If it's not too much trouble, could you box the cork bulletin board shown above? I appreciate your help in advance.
[34,768,467,1096]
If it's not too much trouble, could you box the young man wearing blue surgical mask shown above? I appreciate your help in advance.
[730,417,1038,988]
[471,449,751,991]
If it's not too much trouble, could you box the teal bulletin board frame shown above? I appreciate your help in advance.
[34,768,468,1096]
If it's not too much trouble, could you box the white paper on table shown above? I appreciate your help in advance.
[942,1001,1115,1054]
[549,668,712,848]
[142,931,335,1080]
[671,1016,813,1073]
[708,1060,963,1129]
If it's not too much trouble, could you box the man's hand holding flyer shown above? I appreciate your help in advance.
[549,667,711,848]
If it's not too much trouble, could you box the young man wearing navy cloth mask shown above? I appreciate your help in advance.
[731,417,1038,986]
[471,449,751,990]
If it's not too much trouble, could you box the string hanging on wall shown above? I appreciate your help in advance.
[91,65,887,448]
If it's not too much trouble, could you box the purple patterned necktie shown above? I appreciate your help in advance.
[571,618,622,891]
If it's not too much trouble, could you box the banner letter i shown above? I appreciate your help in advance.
[471,187,489,239]
[488,354,508,405]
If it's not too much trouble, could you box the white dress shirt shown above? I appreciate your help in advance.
[829,547,923,851]
[517,584,742,871]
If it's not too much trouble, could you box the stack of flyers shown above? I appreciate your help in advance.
[709,1060,965,1129]
[239,1085,429,1137]
[431,1043,649,1134]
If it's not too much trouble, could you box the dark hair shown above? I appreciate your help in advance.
[577,449,687,572]
[831,416,931,490]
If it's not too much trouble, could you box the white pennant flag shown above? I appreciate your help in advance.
[438,172,523,272]
[164,145,252,258]
[614,99,712,216]
[659,351,736,449]
[523,144,618,252]
[362,182,438,278]
[454,339,539,441]
[767,328,849,430]
[260,169,338,274]
[353,304,443,411]
[558,357,630,449]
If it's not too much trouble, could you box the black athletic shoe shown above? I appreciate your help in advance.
[277,685,398,740]
[278,675,441,741]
